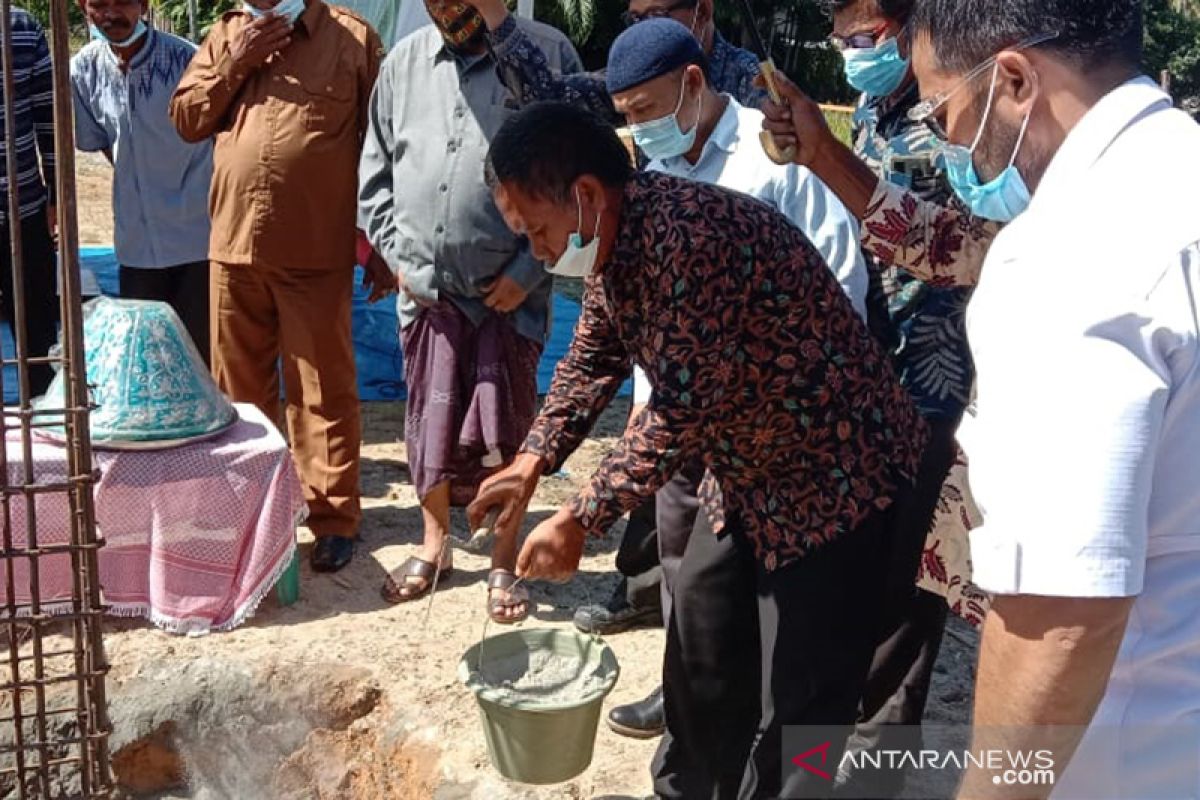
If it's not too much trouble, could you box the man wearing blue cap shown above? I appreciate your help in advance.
[462,0,766,123]
[594,17,870,741]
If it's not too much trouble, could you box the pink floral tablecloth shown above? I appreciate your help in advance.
[2,403,305,635]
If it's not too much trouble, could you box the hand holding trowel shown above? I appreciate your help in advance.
[733,0,798,164]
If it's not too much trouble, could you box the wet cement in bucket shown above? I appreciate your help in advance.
[469,649,607,705]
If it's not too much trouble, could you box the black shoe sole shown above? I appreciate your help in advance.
[574,605,663,636]
[606,716,665,739]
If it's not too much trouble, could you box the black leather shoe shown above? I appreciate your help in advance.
[310,536,355,573]
[573,582,661,635]
[607,686,665,739]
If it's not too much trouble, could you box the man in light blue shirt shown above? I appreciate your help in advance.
[589,18,869,752]
[72,0,213,361]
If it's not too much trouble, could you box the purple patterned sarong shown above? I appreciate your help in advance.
[400,303,543,506]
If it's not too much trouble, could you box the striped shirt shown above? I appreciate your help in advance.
[0,7,55,224]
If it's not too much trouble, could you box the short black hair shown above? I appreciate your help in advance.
[485,102,635,204]
[909,0,1142,73]
[825,0,915,23]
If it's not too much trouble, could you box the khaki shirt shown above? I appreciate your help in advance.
[171,1,382,271]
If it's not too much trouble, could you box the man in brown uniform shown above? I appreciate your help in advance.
[171,0,389,572]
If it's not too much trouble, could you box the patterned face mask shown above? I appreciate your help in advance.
[424,0,485,47]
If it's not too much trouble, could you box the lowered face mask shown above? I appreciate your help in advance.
[549,187,602,278]
[243,0,305,25]
[940,63,1034,223]
[628,76,702,162]
[89,18,148,47]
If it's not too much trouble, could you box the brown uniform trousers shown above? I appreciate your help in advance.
[210,261,361,538]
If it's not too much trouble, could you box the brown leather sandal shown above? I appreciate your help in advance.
[381,556,453,604]
[487,569,530,624]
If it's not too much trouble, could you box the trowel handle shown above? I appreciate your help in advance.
[758,59,799,165]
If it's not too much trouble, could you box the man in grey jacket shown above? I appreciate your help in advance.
[358,0,581,621]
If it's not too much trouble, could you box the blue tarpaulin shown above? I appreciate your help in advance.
[1,246,628,404]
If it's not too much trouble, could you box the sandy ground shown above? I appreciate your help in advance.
[72,152,977,799]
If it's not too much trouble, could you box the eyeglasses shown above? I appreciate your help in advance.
[908,32,1058,140]
[621,0,697,28]
[829,23,888,52]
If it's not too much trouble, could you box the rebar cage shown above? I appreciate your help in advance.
[0,0,111,795]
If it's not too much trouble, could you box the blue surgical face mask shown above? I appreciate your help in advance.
[628,76,702,162]
[842,36,909,97]
[940,64,1033,223]
[244,0,305,25]
[89,18,148,48]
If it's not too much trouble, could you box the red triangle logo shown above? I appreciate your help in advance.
[791,741,833,781]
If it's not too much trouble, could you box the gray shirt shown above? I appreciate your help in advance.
[358,22,582,343]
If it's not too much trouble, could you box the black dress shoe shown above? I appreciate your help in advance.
[310,536,355,573]
[607,686,665,739]
[573,582,662,635]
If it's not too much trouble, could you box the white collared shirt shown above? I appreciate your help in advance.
[631,96,868,403]
[961,76,1200,797]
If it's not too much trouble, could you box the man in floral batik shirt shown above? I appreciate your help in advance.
[473,102,931,798]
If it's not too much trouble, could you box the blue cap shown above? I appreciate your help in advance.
[606,18,705,95]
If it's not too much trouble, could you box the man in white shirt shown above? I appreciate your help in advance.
[896,1,1200,795]
[595,18,872,755]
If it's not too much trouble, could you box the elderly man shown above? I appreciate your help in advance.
[596,18,869,741]
[464,0,765,124]
[1,6,58,397]
[844,1,1198,796]
[171,0,387,573]
[472,101,929,798]
[358,0,580,621]
[72,0,213,361]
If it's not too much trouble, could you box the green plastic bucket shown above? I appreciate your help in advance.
[459,627,620,784]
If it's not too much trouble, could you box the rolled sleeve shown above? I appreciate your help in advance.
[501,246,549,294]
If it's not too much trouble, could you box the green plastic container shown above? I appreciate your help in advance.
[275,550,300,607]
[459,628,620,785]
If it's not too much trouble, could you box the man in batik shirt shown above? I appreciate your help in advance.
[472,101,928,799]
[464,0,768,641]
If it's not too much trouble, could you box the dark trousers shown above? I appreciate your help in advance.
[652,500,897,800]
[617,495,664,610]
[119,261,210,366]
[837,418,960,795]
[1,207,59,396]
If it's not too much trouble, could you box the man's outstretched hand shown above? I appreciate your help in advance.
[468,452,544,544]
[756,70,839,168]
[516,508,586,583]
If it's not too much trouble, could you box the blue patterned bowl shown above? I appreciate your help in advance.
[37,297,236,447]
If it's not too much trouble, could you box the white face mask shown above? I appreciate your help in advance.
[548,186,602,278]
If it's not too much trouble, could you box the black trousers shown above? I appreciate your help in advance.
[837,418,960,795]
[119,261,210,366]
[0,207,60,396]
[616,494,664,610]
[651,499,898,800]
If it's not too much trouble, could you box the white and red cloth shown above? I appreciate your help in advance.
[2,403,304,634]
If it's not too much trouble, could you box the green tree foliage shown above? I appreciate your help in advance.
[1146,0,1200,108]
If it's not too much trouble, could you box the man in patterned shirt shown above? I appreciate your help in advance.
[464,0,766,125]
[0,6,59,397]
[464,0,768,645]
[472,101,929,798]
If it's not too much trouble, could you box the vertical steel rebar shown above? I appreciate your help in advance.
[0,0,111,794]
